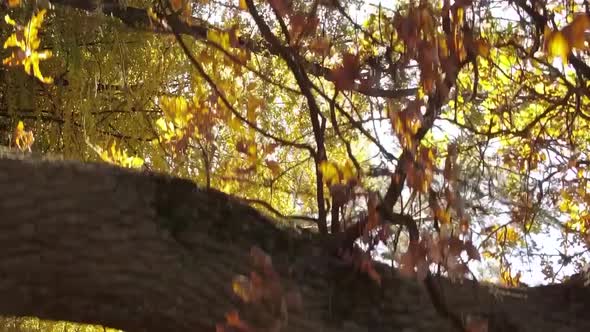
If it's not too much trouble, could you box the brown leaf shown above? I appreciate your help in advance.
[329,53,360,90]
[562,14,590,49]
[366,192,380,233]
[284,290,303,311]
[235,164,256,175]
[475,38,490,57]
[330,183,352,207]
[289,13,319,42]
[428,239,443,264]
[236,140,249,155]
[448,236,464,257]
[459,216,470,234]
[265,160,282,177]
[262,143,279,155]
[251,246,272,270]
[342,53,360,69]
[416,259,429,281]
[464,240,481,261]
[268,0,292,17]
[466,318,488,332]
[308,37,331,56]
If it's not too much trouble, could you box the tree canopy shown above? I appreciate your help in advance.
[1,0,590,330]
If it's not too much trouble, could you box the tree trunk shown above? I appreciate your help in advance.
[0,150,587,332]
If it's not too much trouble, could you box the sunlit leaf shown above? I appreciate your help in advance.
[3,10,53,83]
[238,0,248,11]
[12,120,34,152]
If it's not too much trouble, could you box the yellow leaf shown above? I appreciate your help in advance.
[2,10,53,84]
[559,200,570,212]
[130,157,144,168]
[319,160,340,186]
[232,275,251,302]
[98,141,145,169]
[342,160,355,182]
[156,118,169,131]
[247,143,257,156]
[26,50,53,83]
[12,120,34,151]
[4,15,16,26]
[544,29,569,62]
[110,141,118,156]
[239,0,248,11]
[207,30,231,50]
[229,116,242,132]
[100,150,111,162]
[496,226,520,244]
[456,7,464,24]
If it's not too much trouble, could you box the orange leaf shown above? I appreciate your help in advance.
[475,39,490,57]
[309,37,331,56]
[8,0,21,8]
[562,14,590,49]
[170,0,182,11]
[225,311,250,331]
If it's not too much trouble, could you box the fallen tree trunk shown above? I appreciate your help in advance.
[0,151,587,332]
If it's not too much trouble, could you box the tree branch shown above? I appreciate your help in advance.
[164,15,315,154]
[244,0,330,234]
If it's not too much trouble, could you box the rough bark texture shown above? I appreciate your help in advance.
[0,151,588,332]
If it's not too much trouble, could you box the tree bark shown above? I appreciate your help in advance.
[0,150,587,332]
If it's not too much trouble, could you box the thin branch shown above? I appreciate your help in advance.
[239,198,318,223]
[164,13,315,154]
[245,0,330,233]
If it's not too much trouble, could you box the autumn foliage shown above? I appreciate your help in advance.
[2,0,590,329]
